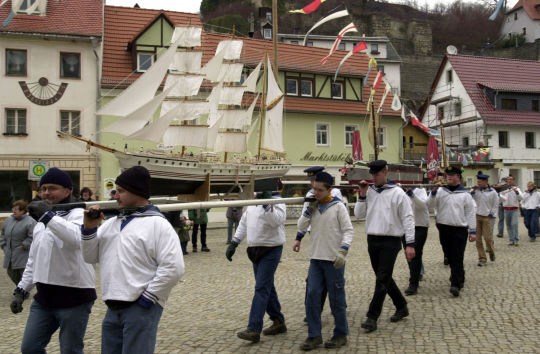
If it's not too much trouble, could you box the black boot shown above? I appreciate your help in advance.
[300,336,322,351]
[404,284,417,296]
[361,318,377,333]
[390,307,409,322]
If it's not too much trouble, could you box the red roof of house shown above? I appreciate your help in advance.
[102,5,399,117]
[507,0,540,20]
[426,54,540,126]
[0,0,103,37]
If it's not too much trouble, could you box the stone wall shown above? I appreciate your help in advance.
[482,39,540,61]
[400,54,445,111]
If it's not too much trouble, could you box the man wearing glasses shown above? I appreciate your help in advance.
[354,160,415,333]
[11,168,96,354]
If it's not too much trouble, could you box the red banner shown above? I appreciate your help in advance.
[427,136,440,181]
[352,130,363,161]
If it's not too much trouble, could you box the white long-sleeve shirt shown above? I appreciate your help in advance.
[522,190,540,210]
[499,187,524,208]
[409,188,430,228]
[233,198,286,247]
[429,185,477,231]
[354,184,415,244]
[471,187,499,217]
[297,199,353,261]
[81,209,184,308]
[19,209,95,292]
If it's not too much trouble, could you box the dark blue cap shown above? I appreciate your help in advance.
[304,166,325,178]
[445,166,462,175]
[314,172,334,185]
[367,160,387,174]
[476,173,489,180]
[39,167,73,190]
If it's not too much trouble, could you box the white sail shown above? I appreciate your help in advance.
[263,98,284,153]
[160,100,209,121]
[201,48,226,82]
[97,37,181,117]
[247,115,260,141]
[214,132,248,153]
[217,63,243,83]
[102,87,172,136]
[171,26,202,47]
[218,110,246,130]
[207,81,223,127]
[207,115,222,148]
[126,104,182,143]
[266,57,283,106]
[164,74,204,97]
[163,125,209,148]
[220,86,246,105]
[244,94,259,128]
[244,61,262,92]
[170,51,202,74]
[216,40,243,60]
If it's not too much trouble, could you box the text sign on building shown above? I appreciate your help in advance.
[28,160,50,181]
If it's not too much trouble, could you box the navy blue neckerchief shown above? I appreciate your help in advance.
[443,184,467,193]
[55,195,75,217]
[370,180,397,194]
[119,204,164,230]
[317,196,341,214]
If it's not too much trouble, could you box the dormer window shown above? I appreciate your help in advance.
[137,52,154,72]
[371,43,379,54]
[263,28,272,40]
[18,0,39,14]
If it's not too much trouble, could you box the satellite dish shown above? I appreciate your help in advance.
[446,45,458,55]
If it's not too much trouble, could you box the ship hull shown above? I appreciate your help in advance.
[114,152,290,195]
[343,163,424,185]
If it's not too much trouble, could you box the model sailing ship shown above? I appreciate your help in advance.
[61,26,290,197]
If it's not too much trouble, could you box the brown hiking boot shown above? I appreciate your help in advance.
[237,329,260,343]
[262,319,287,335]
[301,336,322,351]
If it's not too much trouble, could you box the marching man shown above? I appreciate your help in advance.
[82,166,184,354]
[470,172,498,266]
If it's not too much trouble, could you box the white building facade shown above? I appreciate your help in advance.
[500,0,540,43]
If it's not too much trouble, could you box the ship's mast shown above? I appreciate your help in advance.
[371,87,379,160]
[257,51,269,161]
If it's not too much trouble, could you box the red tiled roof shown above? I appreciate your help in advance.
[0,0,103,37]
[478,81,540,93]
[507,0,540,20]
[102,5,398,117]
[447,54,540,126]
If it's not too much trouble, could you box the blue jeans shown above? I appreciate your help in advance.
[306,259,348,338]
[102,302,163,354]
[491,216,496,238]
[21,300,94,354]
[523,209,539,240]
[504,209,519,243]
[227,218,239,243]
[248,246,284,332]
[497,204,505,236]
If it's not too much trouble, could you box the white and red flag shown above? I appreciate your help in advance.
[427,136,440,181]
[372,71,384,91]
[352,130,363,161]
[410,112,430,133]
[290,0,327,14]
[333,41,367,81]
[303,9,349,46]
[320,23,357,65]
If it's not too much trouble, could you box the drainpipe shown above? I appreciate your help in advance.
[91,36,102,198]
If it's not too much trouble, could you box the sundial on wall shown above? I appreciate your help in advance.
[19,77,68,106]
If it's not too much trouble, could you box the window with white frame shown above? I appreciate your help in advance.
[446,69,453,83]
[60,111,81,136]
[462,136,469,147]
[331,82,343,99]
[454,101,462,116]
[525,132,535,148]
[263,28,272,39]
[316,123,329,146]
[371,43,379,53]
[137,52,154,72]
[18,0,39,13]
[286,78,298,95]
[301,79,313,97]
[345,125,357,147]
[5,109,27,135]
[378,126,387,147]
[338,43,345,50]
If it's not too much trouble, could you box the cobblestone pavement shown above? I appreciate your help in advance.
[1,219,539,353]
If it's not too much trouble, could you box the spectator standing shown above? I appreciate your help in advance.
[189,208,210,252]
[1,200,36,286]
[226,206,243,244]
[499,176,523,246]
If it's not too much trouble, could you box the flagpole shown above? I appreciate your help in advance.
[371,87,378,160]
[438,106,448,168]
[272,0,278,79]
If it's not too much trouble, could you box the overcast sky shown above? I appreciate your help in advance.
[106,0,519,13]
